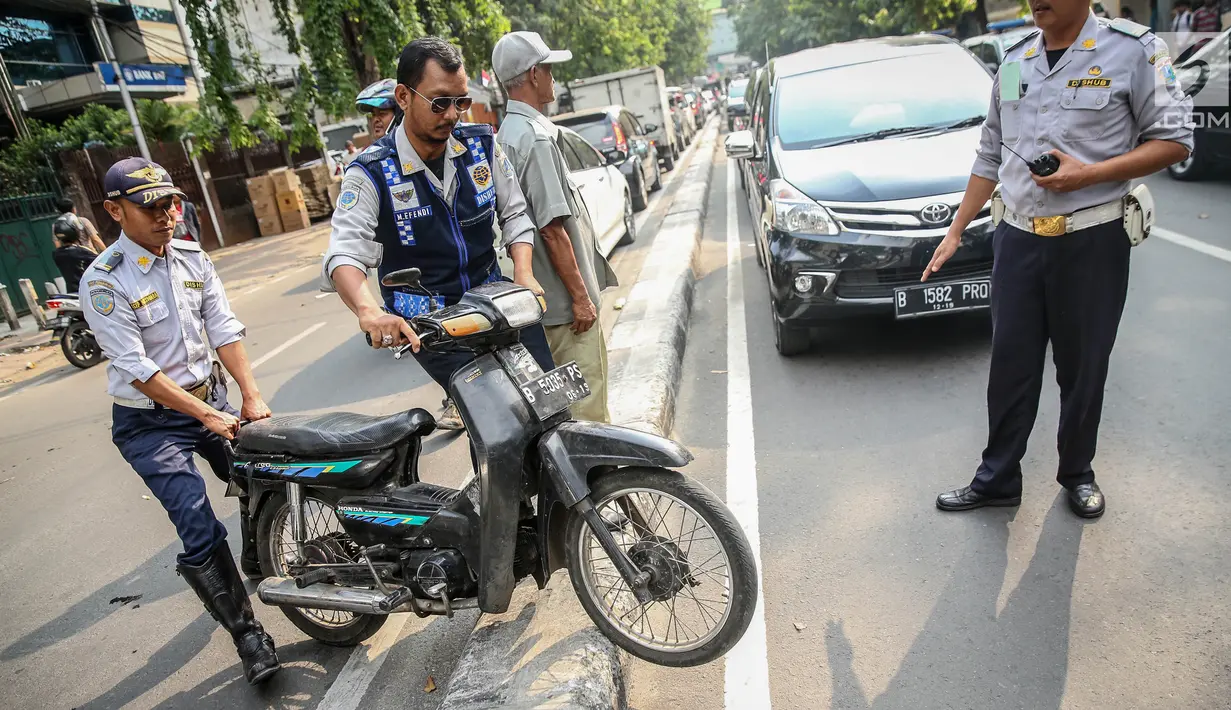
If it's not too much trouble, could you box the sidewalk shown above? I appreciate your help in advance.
[0,315,63,392]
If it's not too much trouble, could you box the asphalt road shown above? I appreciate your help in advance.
[0,126,707,710]
[627,155,1231,709]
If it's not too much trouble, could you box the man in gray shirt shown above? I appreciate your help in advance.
[493,31,617,422]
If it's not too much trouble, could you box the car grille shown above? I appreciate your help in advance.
[821,192,991,236]
[835,259,994,299]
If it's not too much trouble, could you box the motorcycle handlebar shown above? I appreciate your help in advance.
[363,317,440,353]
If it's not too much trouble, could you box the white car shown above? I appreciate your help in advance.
[557,125,638,253]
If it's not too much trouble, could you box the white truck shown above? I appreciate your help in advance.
[567,66,680,170]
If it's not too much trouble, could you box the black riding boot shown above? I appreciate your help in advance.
[178,542,280,685]
[238,497,263,579]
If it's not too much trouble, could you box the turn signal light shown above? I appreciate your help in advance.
[441,314,492,337]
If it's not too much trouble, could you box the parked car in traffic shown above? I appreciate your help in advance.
[725,78,750,131]
[961,26,1038,72]
[725,35,995,355]
[567,66,681,169]
[682,88,705,128]
[553,105,663,213]
[555,124,639,249]
[1169,27,1231,181]
[666,86,698,142]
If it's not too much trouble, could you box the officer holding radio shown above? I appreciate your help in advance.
[926,2,1193,519]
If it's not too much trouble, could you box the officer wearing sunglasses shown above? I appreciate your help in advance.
[323,37,556,416]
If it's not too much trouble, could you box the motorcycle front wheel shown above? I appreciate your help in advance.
[565,467,758,667]
[256,492,387,646]
[61,321,103,369]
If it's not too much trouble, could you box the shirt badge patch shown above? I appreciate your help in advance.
[1088,66,1102,76]
[1149,48,1170,65]
[339,189,359,210]
[390,182,420,211]
[91,289,115,316]
[1082,38,1096,49]
[469,162,493,191]
[130,291,160,309]
[87,279,115,289]
[184,280,204,290]
[137,256,151,269]
[1023,47,1037,58]
[1156,57,1176,85]
[1066,78,1112,88]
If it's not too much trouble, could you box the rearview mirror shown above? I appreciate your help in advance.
[605,149,628,165]
[643,123,659,134]
[381,267,423,289]
[724,130,755,160]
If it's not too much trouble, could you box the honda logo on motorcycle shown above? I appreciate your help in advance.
[920,203,952,225]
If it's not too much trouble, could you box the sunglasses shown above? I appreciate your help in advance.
[408,86,473,114]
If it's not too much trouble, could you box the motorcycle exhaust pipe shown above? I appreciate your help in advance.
[257,577,479,616]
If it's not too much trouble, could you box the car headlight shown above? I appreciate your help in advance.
[770,179,840,236]
[492,289,543,328]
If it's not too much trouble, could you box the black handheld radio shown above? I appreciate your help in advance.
[1001,143,1060,177]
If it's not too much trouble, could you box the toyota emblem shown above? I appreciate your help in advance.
[920,203,952,225]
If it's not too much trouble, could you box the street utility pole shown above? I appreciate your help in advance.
[89,0,151,160]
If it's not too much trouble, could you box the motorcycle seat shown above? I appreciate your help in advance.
[236,409,436,456]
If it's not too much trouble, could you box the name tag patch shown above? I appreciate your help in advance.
[130,291,160,309]
[184,280,204,290]
[1066,78,1111,88]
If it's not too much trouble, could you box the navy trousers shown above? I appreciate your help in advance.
[970,220,1131,497]
[112,383,237,566]
[412,321,556,391]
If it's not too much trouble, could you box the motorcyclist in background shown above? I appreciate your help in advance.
[356,79,401,141]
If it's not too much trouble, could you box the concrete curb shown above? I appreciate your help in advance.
[439,121,719,710]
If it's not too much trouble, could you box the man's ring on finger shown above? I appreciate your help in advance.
[381,334,394,346]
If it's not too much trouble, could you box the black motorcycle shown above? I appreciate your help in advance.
[44,294,104,369]
[231,269,757,666]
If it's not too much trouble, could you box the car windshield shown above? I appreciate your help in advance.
[554,116,615,147]
[774,52,993,150]
[728,80,749,99]
[996,27,1037,51]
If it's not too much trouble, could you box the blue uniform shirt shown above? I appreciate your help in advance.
[972,13,1194,218]
[81,234,245,400]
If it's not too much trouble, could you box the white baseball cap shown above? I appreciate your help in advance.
[491,31,572,84]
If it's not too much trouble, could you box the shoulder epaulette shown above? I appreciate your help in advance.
[168,239,202,252]
[1109,18,1150,38]
[95,249,124,273]
[354,142,394,167]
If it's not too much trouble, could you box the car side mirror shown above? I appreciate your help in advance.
[724,130,756,160]
[643,123,659,134]
[381,267,423,289]
[605,149,628,165]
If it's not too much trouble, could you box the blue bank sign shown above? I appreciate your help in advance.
[97,63,187,91]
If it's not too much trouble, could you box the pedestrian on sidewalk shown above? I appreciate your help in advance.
[1193,0,1223,33]
[926,3,1192,518]
[80,158,281,685]
[492,31,618,423]
[323,37,555,430]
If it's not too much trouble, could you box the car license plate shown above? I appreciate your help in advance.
[894,279,990,319]
[521,361,591,420]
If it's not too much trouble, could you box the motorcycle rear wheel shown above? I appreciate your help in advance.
[256,492,387,646]
[61,321,103,369]
[565,467,758,667]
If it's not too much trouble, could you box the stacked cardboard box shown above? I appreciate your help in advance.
[270,168,311,232]
[296,163,334,219]
[246,174,282,237]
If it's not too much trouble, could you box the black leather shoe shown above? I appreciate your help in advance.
[1066,482,1105,519]
[936,485,1021,511]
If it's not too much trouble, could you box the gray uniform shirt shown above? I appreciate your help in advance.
[972,13,1194,218]
[81,234,245,400]
[497,100,617,327]
[322,125,536,285]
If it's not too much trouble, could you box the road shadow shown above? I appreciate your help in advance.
[267,334,436,412]
[0,513,240,663]
[826,497,1084,709]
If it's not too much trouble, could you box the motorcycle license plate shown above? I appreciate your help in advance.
[894,279,990,319]
[521,362,591,420]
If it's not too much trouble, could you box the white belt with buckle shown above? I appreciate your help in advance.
[114,381,210,409]
[1003,199,1124,237]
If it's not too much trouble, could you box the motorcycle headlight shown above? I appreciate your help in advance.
[492,289,543,328]
[770,179,840,236]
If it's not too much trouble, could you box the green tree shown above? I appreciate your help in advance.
[662,0,712,82]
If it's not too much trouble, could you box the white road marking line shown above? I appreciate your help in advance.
[1153,227,1231,264]
[723,160,772,709]
[251,321,327,370]
[315,613,410,710]
[229,264,313,302]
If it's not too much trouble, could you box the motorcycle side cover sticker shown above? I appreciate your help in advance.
[337,509,429,527]
[234,459,362,479]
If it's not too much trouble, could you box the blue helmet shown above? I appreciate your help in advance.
[356,79,396,112]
